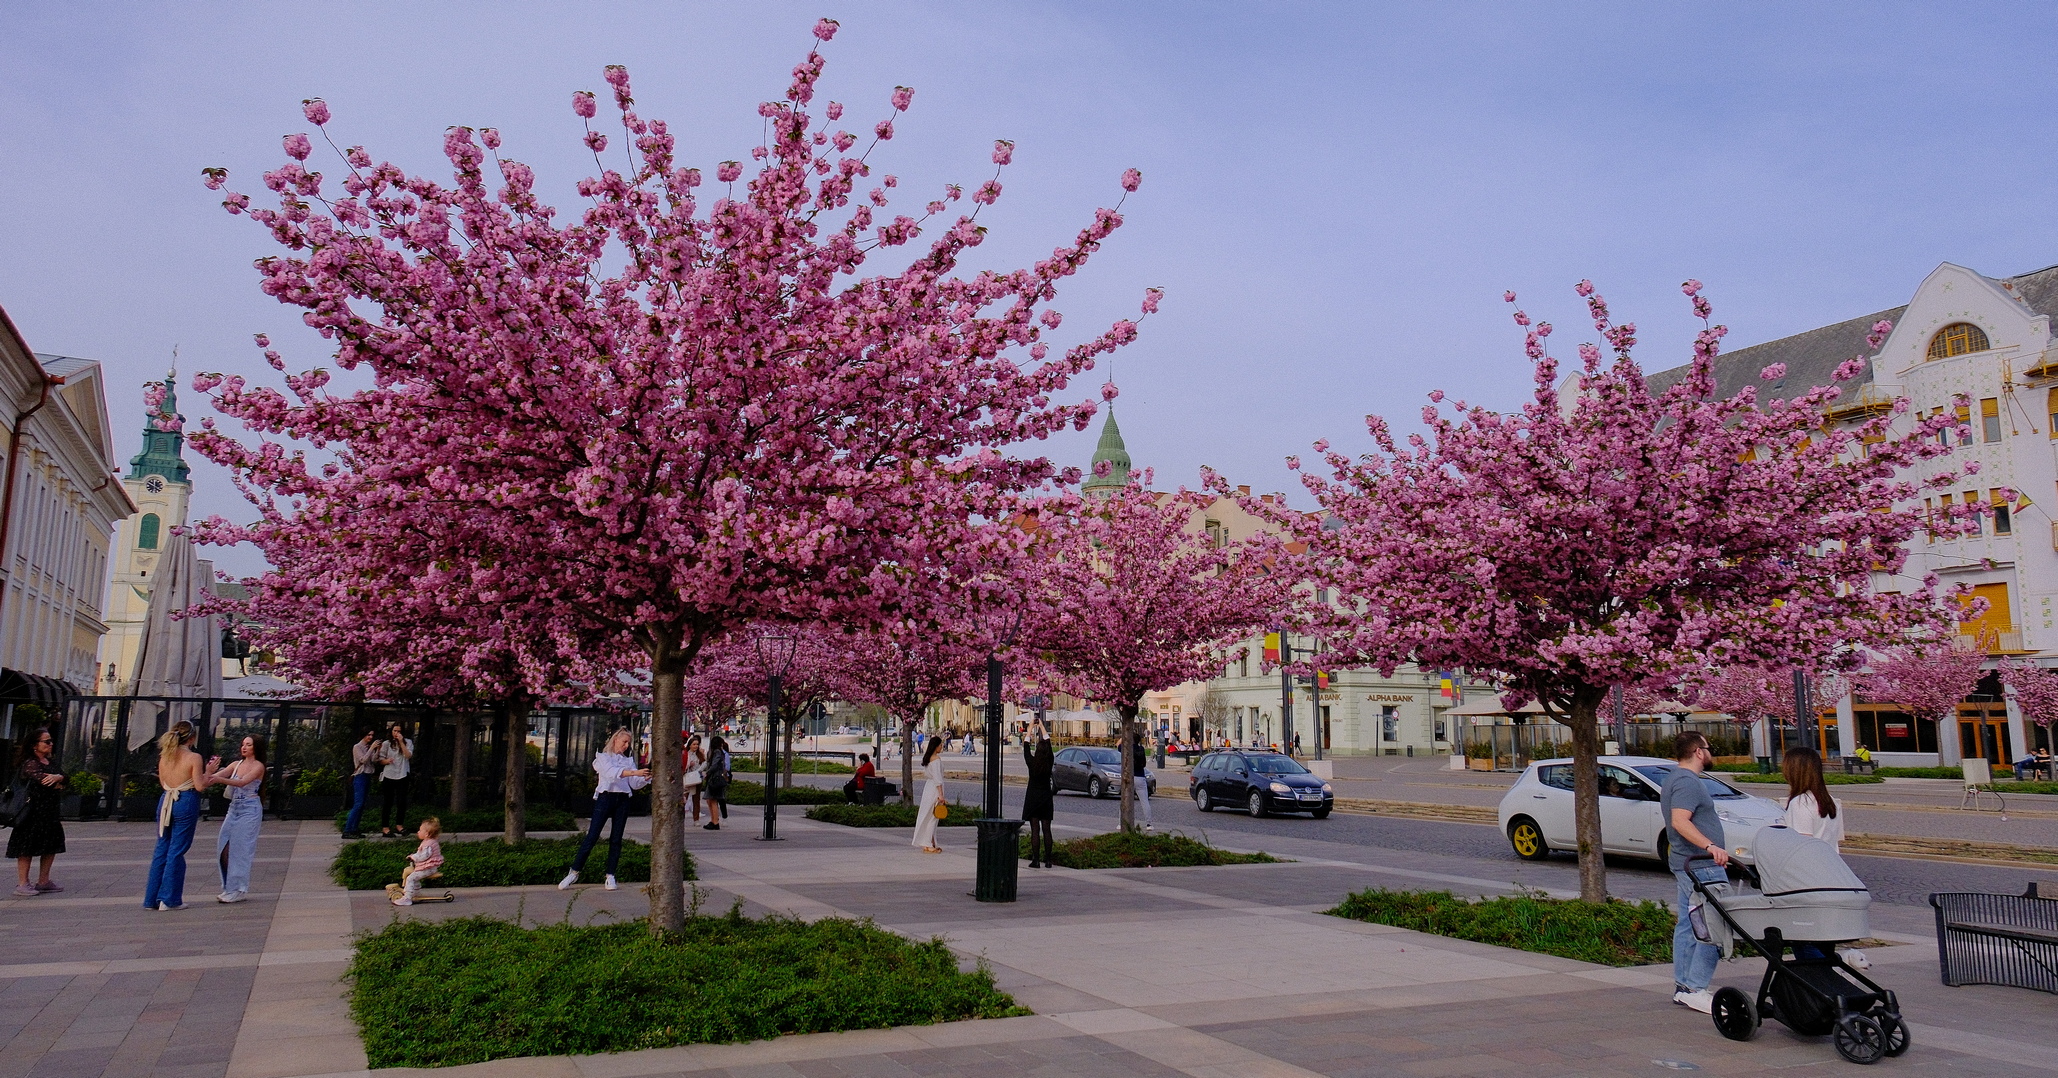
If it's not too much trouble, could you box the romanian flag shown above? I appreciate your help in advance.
[1440,675,1456,699]
[1263,632,1280,663]
[1317,670,1329,689]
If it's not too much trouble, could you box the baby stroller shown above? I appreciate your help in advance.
[1687,826,1906,1064]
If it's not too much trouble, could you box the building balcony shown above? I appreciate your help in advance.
[1824,383,1900,422]
[1956,628,2030,655]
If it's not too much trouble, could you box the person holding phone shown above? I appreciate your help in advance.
[1022,719,1055,867]
[560,728,650,890]
[377,724,413,838]
[343,728,380,839]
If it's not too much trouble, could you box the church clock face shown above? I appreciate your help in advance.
[144,476,165,494]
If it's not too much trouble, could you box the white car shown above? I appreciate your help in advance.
[1496,755,1786,864]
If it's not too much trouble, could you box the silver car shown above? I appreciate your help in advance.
[1496,755,1786,864]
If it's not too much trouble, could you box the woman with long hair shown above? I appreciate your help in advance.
[559,728,649,890]
[912,732,948,853]
[143,721,206,911]
[207,735,267,903]
[703,735,730,830]
[1021,718,1055,867]
[682,732,707,825]
[8,727,66,896]
[1780,746,1865,965]
[376,722,413,838]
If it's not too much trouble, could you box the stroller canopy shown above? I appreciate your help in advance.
[1752,825,1867,899]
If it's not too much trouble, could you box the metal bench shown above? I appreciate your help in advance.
[1931,887,2058,993]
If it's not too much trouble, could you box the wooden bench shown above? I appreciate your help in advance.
[1932,887,2058,993]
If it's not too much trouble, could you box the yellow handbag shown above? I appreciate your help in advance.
[933,801,949,820]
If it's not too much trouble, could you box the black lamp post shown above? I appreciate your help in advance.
[756,630,799,842]
[973,607,1025,903]
[1277,628,1294,753]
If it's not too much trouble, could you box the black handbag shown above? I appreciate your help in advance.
[0,776,28,827]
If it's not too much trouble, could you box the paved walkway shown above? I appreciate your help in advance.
[7,814,2058,1078]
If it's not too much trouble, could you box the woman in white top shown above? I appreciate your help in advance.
[376,723,414,838]
[912,734,947,853]
[560,728,650,891]
[682,733,707,825]
[1781,746,1864,966]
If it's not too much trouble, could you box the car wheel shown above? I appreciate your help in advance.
[1088,777,1106,800]
[1508,817,1551,861]
[1655,832,1670,867]
[1248,790,1268,818]
[1195,789,1213,812]
[1311,805,1332,819]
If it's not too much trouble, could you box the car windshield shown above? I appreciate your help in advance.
[1085,748,1121,764]
[1245,754,1309,775]
[1633,765,1748,800]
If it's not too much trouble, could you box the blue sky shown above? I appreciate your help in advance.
[3,2,2054,576]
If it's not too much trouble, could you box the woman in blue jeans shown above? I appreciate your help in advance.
[559,729,649,891]
[143,721,206,911]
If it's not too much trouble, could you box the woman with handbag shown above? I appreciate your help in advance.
[681,733,708,825]
[207,735,267,903]
[703,735,731,830]
[912,734,947,853]
[8,727,66,896]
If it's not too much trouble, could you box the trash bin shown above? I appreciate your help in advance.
[975,818,1024,902]
[1756,755,1774,774]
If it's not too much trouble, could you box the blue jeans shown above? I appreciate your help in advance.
[572,792,631,877]
[345,773,372,834]
[1673,869,1720,992]
[144,791,201,909]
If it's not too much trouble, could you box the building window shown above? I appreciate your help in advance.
[1992,490,2013,535]
[1927,322,1991,360]
[1982,397,2002,443]
[137,513,160,550]
[2047,387,2058,439]
[1851,705,1936,754]
[1380,705,1399,744]
[1955,403,1973,445]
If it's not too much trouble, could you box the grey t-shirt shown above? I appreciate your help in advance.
[1660,765,1723,871]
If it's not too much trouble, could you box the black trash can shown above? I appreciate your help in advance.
[975,818,1024,903]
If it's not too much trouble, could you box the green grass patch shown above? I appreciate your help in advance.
[330,836,692,890]
[347,912,1025,1068]
[731,757,856,774]
[804,801,979,827]
[334,804,576,835]
[1995,780,2058,796]
[1725,772,1883,785]
[1872,766,1961,779]
[1327,888,1673,966]
[720,779,846,806]
[1027,830,1282,869]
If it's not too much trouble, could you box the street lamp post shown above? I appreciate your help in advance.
[1277,629,1294,754]
[756,631,799,842]
[973,605,1025,903]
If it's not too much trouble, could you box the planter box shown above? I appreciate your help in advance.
[1713,756,1755,766]
[1468,759,1498,771]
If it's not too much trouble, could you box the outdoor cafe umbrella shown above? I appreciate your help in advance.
[126,534,222,749]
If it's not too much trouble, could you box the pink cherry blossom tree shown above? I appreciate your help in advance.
[1686,665,1843,758]
[831,621,988,803]
[1248,282,1975,900]
[2000,660,2058,759]
[1021,482,1288,832]
[190,22,1155,931]
[1860,643,1986,742]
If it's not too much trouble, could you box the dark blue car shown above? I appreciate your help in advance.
[1189,751,1333,818]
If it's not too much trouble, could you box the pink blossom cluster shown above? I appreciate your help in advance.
[1859,644,1986,725]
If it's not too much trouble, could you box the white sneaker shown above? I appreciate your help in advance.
[604,875,619,891]
[558,870,579,890]
[221,891,247,904]
[1844,949,1871,970]
[1673,989,1713,1013]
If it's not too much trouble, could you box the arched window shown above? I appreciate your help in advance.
[1927,322,1991,360]
[137,513,160,550]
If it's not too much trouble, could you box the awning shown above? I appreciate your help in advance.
[0,670,75,707]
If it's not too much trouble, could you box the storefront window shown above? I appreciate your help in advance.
[1851,705,1935,754]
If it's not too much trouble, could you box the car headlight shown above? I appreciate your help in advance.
[1322,783,1333,793]
[1269,782,1291,793]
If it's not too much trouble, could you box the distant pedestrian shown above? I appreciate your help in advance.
[682,733,708,824]
[1130,729,1153,831]
[1022,719,1055,867]
[143,721,205,911]
[343,728,379,838]
[912,735,946,853]
[703,735,732,830]
[560,728,650,891]
[376,723,413,838]
[391,817,444,906]
[207,735,266,904]
[8,727,66,896]
[1291,732,1302,757]
[1660,731,1725,1013]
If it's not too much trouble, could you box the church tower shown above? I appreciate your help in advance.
[97,372,192,694]
[1081,408,1132,497]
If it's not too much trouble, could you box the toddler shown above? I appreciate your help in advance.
[390,818,443,906]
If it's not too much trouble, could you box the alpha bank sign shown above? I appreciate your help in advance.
[1365,694,1416,704]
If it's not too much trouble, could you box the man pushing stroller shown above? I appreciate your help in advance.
[1661,731,1727,1013]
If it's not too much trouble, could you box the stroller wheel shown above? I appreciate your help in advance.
[1833,1015,1887,1065]
[1711,987,1759,1041]
[1877,1013,1909,1058]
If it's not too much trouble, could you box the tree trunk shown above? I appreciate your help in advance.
[900,715,917,805]
[647,634,690,935]
[449,712,471,815]
[502,701,528,845]
[1117,703,1140,832]
[1563,688,1609,902]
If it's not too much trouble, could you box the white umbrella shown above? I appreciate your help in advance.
[127,534,222,749]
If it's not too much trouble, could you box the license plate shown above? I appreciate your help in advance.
[1298,791,1322,800]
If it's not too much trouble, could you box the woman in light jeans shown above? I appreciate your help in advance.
[208,736,267,903]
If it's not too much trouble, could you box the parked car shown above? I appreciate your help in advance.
[1496,755,1787,864]
[1052,746,1159,799]
[1189,750,1334,818]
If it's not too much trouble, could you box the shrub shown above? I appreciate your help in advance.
[1995,780,2058,796]
[1327,888,1673,966]
[296,767,345,796]
[804,801,978,828]
[720,780,845,806]
[65,771,101,800]
[346,913,1024,1068]
[1026,830,1281,869]
[124,774,161,798]
[1464,741,1495,760]
[1725,772,1882,785]
[732,757,856,774]
[1872,766,1964,779]
[330,836,691,890]
[333,804,575,834]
